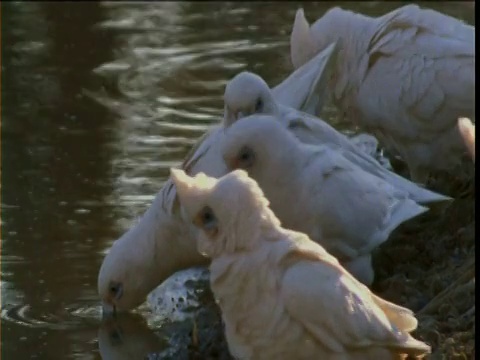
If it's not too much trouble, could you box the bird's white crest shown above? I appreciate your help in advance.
[170,167,280,258]
[170,168,217,199]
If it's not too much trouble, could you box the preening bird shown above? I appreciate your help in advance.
[221,115,430,285]
[170,167,431,360]
[97,44,345,313]
[290,5,475,184]
[458,117,475,162]
[223,71,451,205]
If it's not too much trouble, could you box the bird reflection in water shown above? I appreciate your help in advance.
[98,313,166,360]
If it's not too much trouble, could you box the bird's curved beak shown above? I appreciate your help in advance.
[101,301,117,319]
[224,107,245,126]
[224,105,236,127]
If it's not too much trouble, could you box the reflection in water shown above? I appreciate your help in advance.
[98,313,166,360]
[1,1,475,359]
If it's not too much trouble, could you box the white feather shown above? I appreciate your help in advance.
[221,115,430,285]
[223,71,451,204]
[290,5,475,183]
[96,53,342,312]
[171,168,431,359]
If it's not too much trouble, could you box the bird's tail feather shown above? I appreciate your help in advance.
[383,170,451,204]
[372,293,418,332]
[372,294,431,357]
[382,199,428,241]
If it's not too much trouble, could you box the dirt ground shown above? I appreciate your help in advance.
[149,165,475,360]
[375,189,475,358]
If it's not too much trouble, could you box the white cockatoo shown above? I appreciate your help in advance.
[223,71,451,204]
[221,115,429,285]
[458,117,475,162]
[290,5,475,184]
[170,168,431,360]
[97,43,339,314]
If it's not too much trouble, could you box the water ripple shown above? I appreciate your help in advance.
[1,303,101,331]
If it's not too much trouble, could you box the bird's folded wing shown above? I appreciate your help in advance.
[373,4,474,48]
[286,112,392,175]
[280,259,412,352]
[359,4,474,135]
[285,111,351,148]
[286,114,451,204]
[306,150,426,256]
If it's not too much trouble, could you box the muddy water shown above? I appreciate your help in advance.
[1,2,474,359]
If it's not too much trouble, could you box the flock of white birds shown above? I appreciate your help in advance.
[97,4,475,359]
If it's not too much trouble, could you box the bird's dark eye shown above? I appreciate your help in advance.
[254,98,263,112]
[237,146,255,168]
[194,206,218,237]
[108,281,123,300]
[202,208,214,224]
[199,206,216,227]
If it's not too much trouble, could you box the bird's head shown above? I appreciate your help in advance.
[221,115,300,185]
[98,180,205,315]
[170,168,277,258]
[223,72,279,126]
